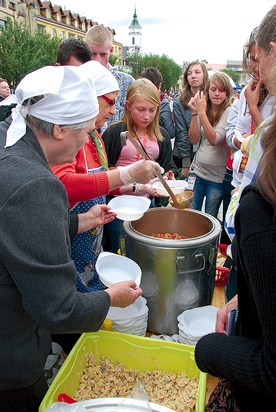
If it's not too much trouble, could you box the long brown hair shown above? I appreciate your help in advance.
[259,112,276,204]
[206,72,233,126]
[180,61,209,107]
[121,78,163,141]
[255,5,276,54]
[243,27,268,106]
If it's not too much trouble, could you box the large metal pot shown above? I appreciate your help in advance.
[123,208,221,334]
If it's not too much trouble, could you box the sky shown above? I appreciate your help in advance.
[60,0,276,66]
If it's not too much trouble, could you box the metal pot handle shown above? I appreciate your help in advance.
[175,252,206,274]
[119,235,127,256]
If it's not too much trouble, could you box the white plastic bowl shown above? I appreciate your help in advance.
[177,305,218,345]
[152,180,188,197]
[107,296,148,336]
[108,195,151,221]
[177,305,218,336]
[107,296,148,320]
[96,251,142,287]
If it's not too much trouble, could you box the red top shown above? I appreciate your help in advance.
[52,130,116,209]
[226,148,233,170]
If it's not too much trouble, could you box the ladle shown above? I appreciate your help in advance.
[120,131,192,209]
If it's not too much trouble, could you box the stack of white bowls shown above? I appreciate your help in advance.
[106,296,148,336]
[177,305,219,345]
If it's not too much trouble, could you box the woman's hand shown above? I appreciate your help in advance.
[118,160,164,185]
[77,204,116,234]
[105,280,143,308]
[244,79,262,108]
[180,167,189,179]
[215,295,238,333]
[189,90,207,115]
[188,96,197,114]
[135,183,158,196]
[163,170,175,180]
[215,305,228,333]
[231,185,240,197]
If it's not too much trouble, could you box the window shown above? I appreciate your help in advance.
[60,31,65,39]
[51,28,57,37]
[9,0,16,10]
[37,24,46,33]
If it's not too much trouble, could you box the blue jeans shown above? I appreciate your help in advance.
[221,168,233,244]
[222,168,233,223]
[191,175,223,218]
[103,216,125,254]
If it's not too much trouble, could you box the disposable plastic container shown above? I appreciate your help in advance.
[39,331,207,412]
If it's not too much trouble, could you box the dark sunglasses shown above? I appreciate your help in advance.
[101,95,116,107]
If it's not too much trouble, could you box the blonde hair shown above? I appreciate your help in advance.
[85,25,112,47]
[206,72,233,126]
[121,78,163,141]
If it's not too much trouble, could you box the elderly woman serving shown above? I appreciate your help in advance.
[0,65,162,412]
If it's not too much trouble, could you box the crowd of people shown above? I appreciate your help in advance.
[0,5,276,412]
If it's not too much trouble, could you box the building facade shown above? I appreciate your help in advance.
[0,0,124,67]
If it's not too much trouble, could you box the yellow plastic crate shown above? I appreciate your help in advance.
[39,331,207,412]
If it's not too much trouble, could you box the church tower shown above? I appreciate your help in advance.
[128,6,142,53]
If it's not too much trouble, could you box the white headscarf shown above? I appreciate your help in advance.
[82,60,119,97]
[6,65,99,147]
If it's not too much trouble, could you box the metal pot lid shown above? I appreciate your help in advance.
[75,397,175,411]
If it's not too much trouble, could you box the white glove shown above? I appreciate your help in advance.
[118,160,163,185]
[135,183,157,196]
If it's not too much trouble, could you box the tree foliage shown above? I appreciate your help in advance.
[221,68,241,84]
[125,52,182,90]
[109,54,120,67]
[0,19,183,91]
[0,19,60,89]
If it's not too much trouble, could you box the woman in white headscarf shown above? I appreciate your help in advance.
[51,61,166,354]
[0,65,162,412]
[52,61,123,293]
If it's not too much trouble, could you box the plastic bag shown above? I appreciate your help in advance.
[116,385,152,411]
[44,385,152,412]
[43,403,87,412]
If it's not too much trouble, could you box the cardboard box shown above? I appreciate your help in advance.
[39,331,207,412]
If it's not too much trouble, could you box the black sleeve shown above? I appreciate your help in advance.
[160,99,175,139]
[69,214,79,242]
[157,128,179,177]
[102,123,125,167]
